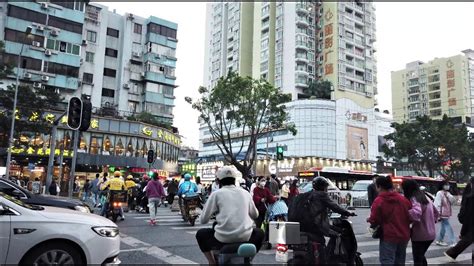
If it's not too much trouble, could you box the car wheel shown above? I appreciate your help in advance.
[23,242,83,265]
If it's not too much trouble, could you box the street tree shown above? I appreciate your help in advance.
[185,72,297,177]
[0,84,64,147]
[303,80,332,100]
[383,115,473,181]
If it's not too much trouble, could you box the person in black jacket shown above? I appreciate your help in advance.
[367,176,378,207]
[48,179,58,196]
[444,177,473,261]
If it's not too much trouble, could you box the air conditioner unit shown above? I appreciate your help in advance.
[50,29,59,36]
[141,72,146,77]
[132,52,141,57]
[41,75,49,82]
[23,73,32,79]
[36,25,45,31]
[128,13,134,20]
[41,2,48,9]
[80,58,84,64]
[45,50,52,56]
[123,84,130,89]
[32,41,41,47]
[33,82,42,89]
[82,40,88,46]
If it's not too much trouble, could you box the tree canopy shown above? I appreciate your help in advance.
[303,80,332,100]
[185,72,296,177]
[383,115,473,181]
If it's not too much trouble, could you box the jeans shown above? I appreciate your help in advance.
[195,227,264,253]
[436,218,456,245]
[91,192,98,206]
[379,241,408,266]
[411,240,433,266]
[148,197,162,221]
[82,191,90,201]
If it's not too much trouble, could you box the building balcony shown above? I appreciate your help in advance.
[296,4,310,15]
[295,54,310,63]
[143,71,176,86]
[295,41,310,50]
[296,17,310,27]
[146,32,177,49]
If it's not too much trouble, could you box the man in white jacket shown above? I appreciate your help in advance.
[196,166,264,265]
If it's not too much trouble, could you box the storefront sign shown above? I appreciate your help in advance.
[9,147,73,157]
[131,167,146,173]
[268,161,295,174]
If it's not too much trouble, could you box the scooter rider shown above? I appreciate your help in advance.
[177,173,198,204]
[101,171,126,220]
[196,166,264,265]
[291,177,355,264]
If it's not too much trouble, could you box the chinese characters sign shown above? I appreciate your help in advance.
[9,147,74,157]
[141,127,181,145]
[323,6,336,76]
[446,65,456,107]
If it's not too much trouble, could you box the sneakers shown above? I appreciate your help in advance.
[444,251,456,261]
[435,240,448,246]
[149,219,156,226]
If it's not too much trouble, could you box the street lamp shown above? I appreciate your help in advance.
[5,26,33,180]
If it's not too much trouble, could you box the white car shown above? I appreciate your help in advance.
[0,192,120,265]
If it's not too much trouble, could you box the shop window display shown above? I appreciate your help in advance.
[135,140,142,157]
[90,136,102,155]
[126,138,134,157]
[103,136,112,155]
[78,134,88,153]
[141,139,148,158]
[115,137,124,156]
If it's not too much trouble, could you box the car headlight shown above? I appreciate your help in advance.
[75,205,91,213]
[92,226,119,237]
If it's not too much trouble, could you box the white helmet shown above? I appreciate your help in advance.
[216,165,240,180]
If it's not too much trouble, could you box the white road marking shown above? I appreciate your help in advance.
[360,244,449,259]
[133,215,182,220]
[120,247,148,252]
[171,224,212,230]
[120,233,199,264]
[427,252,472,264]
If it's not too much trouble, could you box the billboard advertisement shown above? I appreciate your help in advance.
[346,126,368,160]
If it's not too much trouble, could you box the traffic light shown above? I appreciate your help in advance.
[67,97,83,130]
[276,145,284,160]
[79,96,92,131]
[147,149,155,164]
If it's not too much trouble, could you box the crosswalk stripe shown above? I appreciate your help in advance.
[360,244,450,259]
[120,233,199,264]
[171,224,212,230]
[133,215,181,219]
[426,253,472,264]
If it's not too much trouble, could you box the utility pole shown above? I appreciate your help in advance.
[45,112,66,194]
[68,130,79,198]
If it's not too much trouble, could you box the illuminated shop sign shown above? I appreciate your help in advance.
[8,147,74,157]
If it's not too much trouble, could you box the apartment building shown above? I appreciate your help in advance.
[199,1,386,177]
[391,50,474,124]
[0,0,178,125]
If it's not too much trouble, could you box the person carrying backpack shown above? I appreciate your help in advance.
[288,176,355,264]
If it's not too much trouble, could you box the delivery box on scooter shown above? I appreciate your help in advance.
[269,221,300,245]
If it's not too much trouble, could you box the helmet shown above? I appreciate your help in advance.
[312,176,329,191]
[184,173,192,181]
[114,171,121,177]
[143,175,149,181]
[127,175,133,180]
[216,166,239,180]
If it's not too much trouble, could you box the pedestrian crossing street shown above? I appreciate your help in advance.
[125,210,472,265]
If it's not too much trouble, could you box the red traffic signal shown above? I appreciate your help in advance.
[67,97,83,130]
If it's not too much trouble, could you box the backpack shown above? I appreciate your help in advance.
[288,192,316,228]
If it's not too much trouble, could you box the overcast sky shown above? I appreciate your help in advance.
[105,2,474,149]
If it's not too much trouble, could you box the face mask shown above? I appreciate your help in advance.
[443,185,450,191]
[259,181,266,187]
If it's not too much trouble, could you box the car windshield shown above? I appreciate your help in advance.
[351,182,370,191]
[0,192,44,211]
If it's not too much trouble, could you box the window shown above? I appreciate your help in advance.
[147,42,176,58]
[86,30,97,43]
[103,68,117,77]
[4,29,44,45]
[85,52,94,63]
[83,73,93,84]
[163,86,174,96]
[134,23,142,34]
[102,88,115,97]
[49,16,82,34]
[147,23,177,39]
[7,5,46,25]
[50,1,84,11]
[45,62,79,77]
[107,28,119,38]
[1,53,42,71]
[105,48,118,58]
[128,101,138,113]
[46,39,80,55]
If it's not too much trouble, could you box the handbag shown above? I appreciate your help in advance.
[372,203,395,239]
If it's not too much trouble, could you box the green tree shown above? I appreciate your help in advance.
[303,80,332,100]
[185,72,297,177]
[127,111,172,130]
[383,115,472,181]
[0,85,64,146]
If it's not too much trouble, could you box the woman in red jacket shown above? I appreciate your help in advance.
[253,176,277,229]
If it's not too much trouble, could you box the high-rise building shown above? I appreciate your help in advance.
[203,1,377,107]
[0,1,178,125]
[200,2,384,179]
[391,50,474,124]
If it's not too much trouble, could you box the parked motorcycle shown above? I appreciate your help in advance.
[180,195,201,226]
